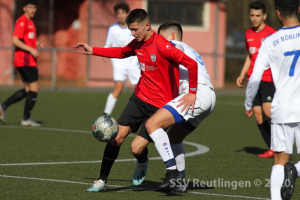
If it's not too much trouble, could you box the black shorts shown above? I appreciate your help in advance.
[16,66,39,83]
[253,81,275,106]
[117,93,159,142]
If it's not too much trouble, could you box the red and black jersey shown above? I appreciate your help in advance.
[245,24,276,82]
[13,14,37,67]
[93,31,197,108]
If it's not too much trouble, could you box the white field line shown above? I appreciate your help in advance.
[0,126,209,166]
[0,175,269,199]
[0,126,269,199]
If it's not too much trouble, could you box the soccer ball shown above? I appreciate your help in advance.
[92,115,119,142]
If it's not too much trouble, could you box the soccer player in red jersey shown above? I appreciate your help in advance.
[74,9,198,192]
[236,1,276,158]
[0,0,42,126]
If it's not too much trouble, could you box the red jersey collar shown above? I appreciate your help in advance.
[143,31,156,47]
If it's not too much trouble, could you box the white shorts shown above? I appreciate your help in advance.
[165,84,216,128]
[271,123,300,154]
[113,65,141,85]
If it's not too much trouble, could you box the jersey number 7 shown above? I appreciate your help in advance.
[284,50,300,77]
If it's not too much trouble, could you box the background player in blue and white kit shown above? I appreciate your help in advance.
[130,21,215,191]
[103,2,140,115]
[245,0,300,199]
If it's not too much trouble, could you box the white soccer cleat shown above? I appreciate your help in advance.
[21,118,42,127]
[86,179,106,192]
[0,104,6,124]
[133,159,148,186]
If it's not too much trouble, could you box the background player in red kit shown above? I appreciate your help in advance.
[74,9,198,192]
[0,0,42,126]
[236,1,276,158]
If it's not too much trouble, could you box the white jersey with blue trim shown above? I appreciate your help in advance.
[245,25,300,123]
[104,22,139,68]
[170,40,214,95]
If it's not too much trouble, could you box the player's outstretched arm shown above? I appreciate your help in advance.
[73,43,93,55]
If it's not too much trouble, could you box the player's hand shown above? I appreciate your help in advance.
[244,109,253,117]
[73,43,93,55]
[177,93,196,114]
[30,49,39,58]
[236,76,244,88]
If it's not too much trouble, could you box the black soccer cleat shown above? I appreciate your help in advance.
[281,162,297,200]
[158,169,183,192]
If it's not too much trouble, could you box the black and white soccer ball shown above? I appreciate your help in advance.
[92,115,119,142]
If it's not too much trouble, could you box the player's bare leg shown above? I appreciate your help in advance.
[262,102,271,119]
[104,81,124,115]
[253,106,273,158]
[253,106,263,124]
[131,135,150,185]
[87,125,131,192]
[146,108,175,132]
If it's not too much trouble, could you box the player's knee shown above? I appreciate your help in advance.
[29,82,39,92]
[130,143,143,155]
[145,118,159,134]
[112,135,125,147]
[145,120,152,134]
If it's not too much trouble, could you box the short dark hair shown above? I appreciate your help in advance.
[158,21,183,40]
[114,2,129,14]
[249,1,266,13]
[126,9,149,25]
[23,0,38,7]
[274,0,299,17]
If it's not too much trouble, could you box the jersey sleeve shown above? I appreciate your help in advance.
[93,39,136,58]
[244,41,270,110]
[13,20,25,39]
[104,27,112,48]
[161,44,198,94]
[180,54,198,93]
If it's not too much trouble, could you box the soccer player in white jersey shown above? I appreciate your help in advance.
[103,2,140,115]
[130,21,215,192]
[244,0,300,199]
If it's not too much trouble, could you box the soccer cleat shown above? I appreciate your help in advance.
[281,162,297,200]
[21,118,42,127]
[133,159,148,185]
[158,169,183,192]
[258,150,274,158]
[174,178,188,193]
[0,104,5,124]
[86,179,106,192]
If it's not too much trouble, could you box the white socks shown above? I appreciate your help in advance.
[270,164,284,200]
[149,128,176,170]
[294,161,300,177]
[171,143,185,177]
[104,93,117,115]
